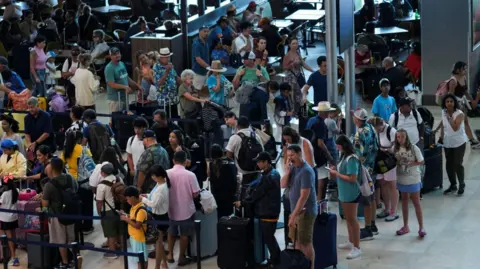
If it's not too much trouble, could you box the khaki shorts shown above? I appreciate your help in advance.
[193,74,206,90]
[49,217,75,244]
[288,213,316,245]
[108,100,125,113]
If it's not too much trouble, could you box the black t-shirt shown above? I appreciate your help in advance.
[64,21,79,42]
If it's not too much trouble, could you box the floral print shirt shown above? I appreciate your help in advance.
[134,143,170,193]
[353,122,378,173]
[153,63,178,105]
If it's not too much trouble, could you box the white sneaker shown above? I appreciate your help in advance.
[338,241,353,250]
[346,247,362,259]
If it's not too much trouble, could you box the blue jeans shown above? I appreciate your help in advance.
[31,69,46,97]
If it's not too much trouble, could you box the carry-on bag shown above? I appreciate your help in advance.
[189,209,218,259]
[217,208,250,269]
[313,201,337,269]
[278,224,311,269]
[422,144,443,193]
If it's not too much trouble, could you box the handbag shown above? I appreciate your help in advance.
[290,69,306,88]
[374,150,397,174]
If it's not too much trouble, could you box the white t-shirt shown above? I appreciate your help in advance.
[233,34,254,57]
[70,68,98,106]
[0,190,18,222]
[442,109,468,148]
[62,59,80,74]
[388,110,423,145]
[89,162,124,188]
[225,127,263,174]
[90,42,110,65]
[141,183,169,215]
[394,144,424,186]
[378,124,397,149]
[126,135,145,170]
[95,175,116,211]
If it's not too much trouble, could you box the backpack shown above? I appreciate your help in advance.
[435,77,455,105]
[235,81,255,105]
[345,155,374,197]
[99,178,127,204]
[50,175,80,226]
[88,122,111,163]
[417,107,434,129]
[134,206,159,243]
[393,110,423,132]
[77,147,96,187]
[236,131,263,172]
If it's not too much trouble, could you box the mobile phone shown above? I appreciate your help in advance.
[324,166,332,171]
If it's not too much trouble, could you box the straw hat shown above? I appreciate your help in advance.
[207,60,227,73]
[159,47,173,57]
[312,101,336,112]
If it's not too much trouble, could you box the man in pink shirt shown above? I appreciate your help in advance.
[167,150,200,266]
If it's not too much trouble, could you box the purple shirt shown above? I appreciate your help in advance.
[167,165,200,221]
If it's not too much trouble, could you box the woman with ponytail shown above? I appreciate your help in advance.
[141,164,170,269]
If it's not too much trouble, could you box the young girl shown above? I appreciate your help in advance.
[0,175,19,266]
[393,129,426,237]
[45,51,58,90]
[141,164,170,269]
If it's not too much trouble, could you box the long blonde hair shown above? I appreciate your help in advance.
[393,129,412,152]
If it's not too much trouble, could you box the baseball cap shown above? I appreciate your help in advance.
[379,78,390,87]
[109,47,121,55]
[0,139,17,149]
[0,56,8,66]
[399,97,414,106]
[352,108,368,121]
[142,129,156,139]
[253,151,272,163]
[101,162,114,175]
[242,51,256,60]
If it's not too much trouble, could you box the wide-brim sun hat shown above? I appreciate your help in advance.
[312,101,337,112]
[207,60,227,72]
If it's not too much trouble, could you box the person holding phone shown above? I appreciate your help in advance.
[329,135,362,259]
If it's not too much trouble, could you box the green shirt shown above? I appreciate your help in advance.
[237,66,270,84]
[337,155,361,203]
[104,61,128,101]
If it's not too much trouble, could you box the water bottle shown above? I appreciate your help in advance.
[110,137,116,146]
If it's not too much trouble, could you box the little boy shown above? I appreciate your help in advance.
[371,78,397,121]
[120,186,148,269]
[324,103,342,165]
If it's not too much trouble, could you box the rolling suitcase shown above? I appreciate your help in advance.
[17,200,41,242]
[278,226,311,269]
[313,202,337,269]
[217,211,250,269]
[253,218,269,264]
[422,145,443,193]
[189,210,218,259]
[27,233,56,269]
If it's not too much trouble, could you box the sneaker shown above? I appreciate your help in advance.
[103,253,119,259]
[55,263,72,269]
[346,247,362,259]
[83,227,94,235]
[360,228,374,241]
[338,241,353,250]
[385,214,399,222]
[376,210,389,219]
[458,184,465,196]
[8,258,19,266]
[444,185,458,195]
[471,139,480,148]
[371,223,379,235]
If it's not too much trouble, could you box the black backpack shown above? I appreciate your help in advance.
[50,175,80,226]
[393,110,423,131]
[88,122,111,163]
[236,131,263,172]
[134,206,159,243]
[417,107,434,129]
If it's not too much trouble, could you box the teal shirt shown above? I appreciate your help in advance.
[337,155,361,203]
[104,61,128,102]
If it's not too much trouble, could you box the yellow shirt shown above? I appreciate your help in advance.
[128,202,147,242]
[61,145,91,180]
[0,151,26,178]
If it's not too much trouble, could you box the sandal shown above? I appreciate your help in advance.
[418,228,427,238]
[396,226,410,236]
[167,258,175,264]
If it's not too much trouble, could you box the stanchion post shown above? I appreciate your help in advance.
[71,242,79,269]
[1,235,8,269]
[138,252,146,269]
[122,223,128,269]
[39,212,46,269]
[194,220,201,269]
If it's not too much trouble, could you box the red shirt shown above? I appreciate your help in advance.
[355,50,371,67]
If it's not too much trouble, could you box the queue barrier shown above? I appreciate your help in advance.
[0,207,202,269]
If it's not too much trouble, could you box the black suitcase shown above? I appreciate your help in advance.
[27,233,57,268]
[278,234,311,269]
[111,112,135,151]
[422,145,443,193]
[217,215,250,269]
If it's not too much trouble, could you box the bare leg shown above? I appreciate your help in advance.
[155,231,168,269]
[167,233,175,261]
[381,180,390,212]
[178,236,189,263]
[410,192,424,229]
[389,180,399,215]
[401,192,409,228]
[299,243,315,269]
[343,202,360,248]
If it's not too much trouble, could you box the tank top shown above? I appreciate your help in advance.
[453,78,467,98]
[33,46,47,70]
[442,109,468,148]
[298,137,316,167]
